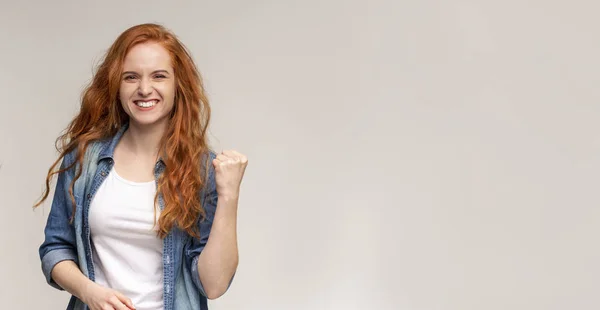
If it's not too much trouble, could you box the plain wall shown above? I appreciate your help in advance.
[1,0,599,309]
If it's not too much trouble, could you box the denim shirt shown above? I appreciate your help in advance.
[39,125,230,310]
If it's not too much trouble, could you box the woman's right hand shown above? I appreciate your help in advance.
[82,282,136,310]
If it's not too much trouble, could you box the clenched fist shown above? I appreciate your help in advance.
[212,150,248,200]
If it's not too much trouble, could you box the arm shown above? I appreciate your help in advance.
[184,151,244,299]
[198,150,246,299]
[39,153,135,309]
[197,194,239,299]
[51,260,95,300]
[39,151,80,290]
[38,152,96,298]
[52,261,135,309]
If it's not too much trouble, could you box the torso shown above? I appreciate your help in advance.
[89,166,164,310]
[88,130,166,309]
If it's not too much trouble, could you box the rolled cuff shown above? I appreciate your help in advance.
[41,248,78,290]
[191,254,236,298]
[191,255,208,297]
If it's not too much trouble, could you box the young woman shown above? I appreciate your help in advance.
[35,23,247,310]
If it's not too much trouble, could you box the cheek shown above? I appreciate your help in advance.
[119,84,135,105]
[159,82,176,106]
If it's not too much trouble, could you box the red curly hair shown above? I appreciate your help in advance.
[34,23,212,239]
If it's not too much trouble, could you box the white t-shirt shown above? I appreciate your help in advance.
[89,167,164,310]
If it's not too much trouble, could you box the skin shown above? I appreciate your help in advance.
[115,41,176,183]
[51,41,247,310]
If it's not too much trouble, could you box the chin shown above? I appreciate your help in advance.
[130,117,167,127]
[130,114,169,127]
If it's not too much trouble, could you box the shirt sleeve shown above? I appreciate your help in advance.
[38,151,79,291]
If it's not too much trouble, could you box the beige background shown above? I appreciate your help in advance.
[1,0,599,309]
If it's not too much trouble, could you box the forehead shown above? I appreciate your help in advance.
[123,42,172,71]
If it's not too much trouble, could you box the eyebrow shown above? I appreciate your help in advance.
[122,70,171,76]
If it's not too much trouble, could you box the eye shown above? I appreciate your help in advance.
[124,75,136,80]
[154,74,167,79]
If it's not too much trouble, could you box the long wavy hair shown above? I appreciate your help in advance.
[33,23,212,239]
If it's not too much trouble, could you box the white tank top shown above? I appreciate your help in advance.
[89,166,164,310]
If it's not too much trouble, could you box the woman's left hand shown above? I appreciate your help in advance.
[212,150,248,200]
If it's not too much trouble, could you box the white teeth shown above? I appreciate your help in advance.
[135,100,157,108]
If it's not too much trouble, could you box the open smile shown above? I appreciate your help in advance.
[134,100,159,108]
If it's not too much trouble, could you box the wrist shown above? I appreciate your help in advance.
[218,193,239,202]
[79,280,97,304]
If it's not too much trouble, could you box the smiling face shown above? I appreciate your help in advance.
[119,41,176,129]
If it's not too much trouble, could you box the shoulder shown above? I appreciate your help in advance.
[62,148,78,167]
[60,139,107,171]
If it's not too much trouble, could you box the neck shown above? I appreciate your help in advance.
[122,121,167,160]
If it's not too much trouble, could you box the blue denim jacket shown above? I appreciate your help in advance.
[39,125,230,310]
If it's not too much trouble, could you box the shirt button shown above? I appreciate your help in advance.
[101,171,107,176]
[87,194,91,199]
[166,255,170,264]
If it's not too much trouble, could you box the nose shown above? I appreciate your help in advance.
[137,78,153,97]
